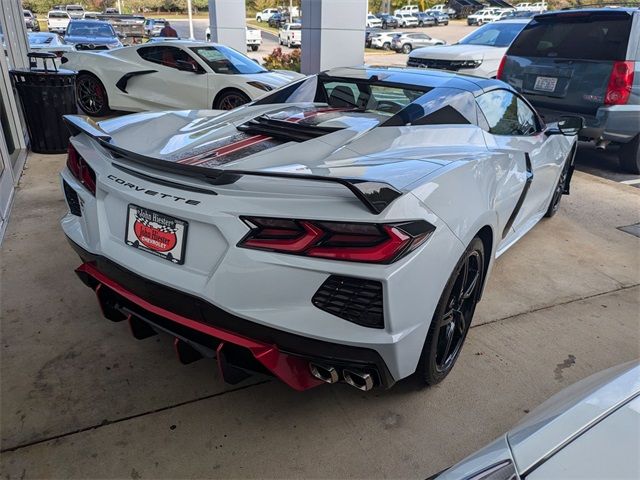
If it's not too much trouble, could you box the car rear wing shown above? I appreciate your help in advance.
[64,115,403,215]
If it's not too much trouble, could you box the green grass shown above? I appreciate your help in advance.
[246,19,279,36]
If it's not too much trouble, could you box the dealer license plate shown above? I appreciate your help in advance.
[534,76,558,93]
[125,204,188,264]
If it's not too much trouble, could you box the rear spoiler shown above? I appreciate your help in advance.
[64,115,402,215]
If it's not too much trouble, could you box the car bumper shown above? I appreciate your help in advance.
[536,105,640,144]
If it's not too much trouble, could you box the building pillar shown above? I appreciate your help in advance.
[207,0,246,52]
[301,0,367,74]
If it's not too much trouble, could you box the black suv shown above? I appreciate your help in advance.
[499,8,640,173]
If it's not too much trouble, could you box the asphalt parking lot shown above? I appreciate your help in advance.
[1,153,638,478]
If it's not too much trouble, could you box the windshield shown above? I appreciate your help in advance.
[458,22,527,47]
[67,22,115,37]
[67,6,83,11]
[191,45,267,74]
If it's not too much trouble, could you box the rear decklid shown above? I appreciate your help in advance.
[501,9,636,116]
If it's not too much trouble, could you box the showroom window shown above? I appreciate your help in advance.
[476,90,539,136]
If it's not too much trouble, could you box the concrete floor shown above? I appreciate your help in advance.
[1,153,639,479]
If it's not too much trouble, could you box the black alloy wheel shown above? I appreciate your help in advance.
[214,90,251,110]
[76,73,111,117]
[417,237,485,385]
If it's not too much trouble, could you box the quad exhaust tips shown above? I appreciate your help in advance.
[309,363,374,391]
[309,363,339,384]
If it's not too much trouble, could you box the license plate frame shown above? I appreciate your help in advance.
[125,204,188,265]
[533,76,558,93]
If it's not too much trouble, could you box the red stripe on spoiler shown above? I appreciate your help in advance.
[76,262,324,391]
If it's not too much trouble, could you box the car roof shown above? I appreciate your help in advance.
[324,66,507,95]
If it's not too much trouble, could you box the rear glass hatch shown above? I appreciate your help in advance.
[503,10,634,115]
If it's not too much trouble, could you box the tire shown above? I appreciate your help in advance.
[619,134,640,174]
[213,89,251,110]
[257,17,262,22]
[545,146,575,218]
[76,73,111,117]
[402,43,412,54]
[419,21,424,27]
[416,237,485,386]
[383,42,391,50]
[478,20,483,25]
[251,45,259,51]
[445,21,449,25]
[382,23,388,30]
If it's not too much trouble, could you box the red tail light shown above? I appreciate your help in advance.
[496,55,507,80]
[605,61,635,106]
[239,217,435,264]
[67,143,96,195]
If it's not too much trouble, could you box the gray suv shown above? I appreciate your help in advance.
[498,8,640,173]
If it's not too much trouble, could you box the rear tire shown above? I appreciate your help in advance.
[416,237,485,386]
[383,42,390,50]
[76,73,111,117]
[251,45,259,52]
[619,134,640,174]
[402,43,412,54]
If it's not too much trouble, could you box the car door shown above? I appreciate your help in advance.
[128,45,208,109]
[477,89,568,238]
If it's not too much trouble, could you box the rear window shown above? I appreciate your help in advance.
[508,12,633,61]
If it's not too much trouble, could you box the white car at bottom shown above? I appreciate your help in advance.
[60,40,302,116]
[60,67,579,392]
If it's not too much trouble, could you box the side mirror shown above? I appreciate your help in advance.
[176,59,201,74]
[546,115,583,136]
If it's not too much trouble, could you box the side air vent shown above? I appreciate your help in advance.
[312,275,384,329]
[63,180,82,216]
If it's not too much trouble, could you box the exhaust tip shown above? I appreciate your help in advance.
[343,369,374,391]
[309,363,339,384]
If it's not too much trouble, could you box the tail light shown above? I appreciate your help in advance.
[67,143,96,195]
[605,61,635,106]
[238,217,435,264]
[496,55,507,80]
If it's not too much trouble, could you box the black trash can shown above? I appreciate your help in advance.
[10,52,77,154]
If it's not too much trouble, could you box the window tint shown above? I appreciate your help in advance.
[137,46,202,72]
[507,13,632,61]
[476,90,538,136]
[385,88,477,126]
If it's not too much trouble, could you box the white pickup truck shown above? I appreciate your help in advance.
[47,10,70,34]
[205,26,262,52]
[278,23,301,48]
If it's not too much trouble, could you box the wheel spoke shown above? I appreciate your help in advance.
[462,270,480,300]
[441,308,455,325]
[440,323,455,364]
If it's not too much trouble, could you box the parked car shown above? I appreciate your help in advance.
[366,14,382,28]
[28,32,74,66]
[205,26,262,51]
[376,13,399,30]
[143,18,166,37]
[433,361,640,479]
[255,8,279,22]
[408,19,529,77]
[64,20,123,50]
[268,12,290,29]
[413,12,436,27]
[104,8,119,14]
[61,40,302,116]
[431,4,457,16]
[24,10,40,32]
[370,31,404,50]
[278,23,301,48]
[467,9,500,26]
[499,9,536,19]
[395,12,419,28]
[392,32,445,53]
[82,11,101,20]
[515,2,532,11]
[61,66,580,391]
[365,27,382,48]
[529,2,548,12]
[426,11,450,25]
[47,10,71,34]
[65,4,85,19]
[499,8,640,173]
[394,5,420,15]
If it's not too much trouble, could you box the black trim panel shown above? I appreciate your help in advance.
[67,238,396,388]
[115,70,157,93]
[502,152,533,239]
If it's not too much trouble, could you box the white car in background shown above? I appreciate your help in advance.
[394,5,420,15]
[529,2,548,12]
[47,10,71,34]
[278,23,301,48]
[515,2,532,10]
[434,361,640,479]
[60,66,580,392]
[370,31,404,50]
[408,19,529,78]
[431,4,457,16]
[65,4,85,19]
[205,26,262,51]
[60,40,302,116]
[467,8,501,25]
[396,12,419,27]
[366,14,382,28]
[255,8,279,22]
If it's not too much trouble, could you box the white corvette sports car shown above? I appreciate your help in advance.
[61,67,581,391]
[61,40,303,116]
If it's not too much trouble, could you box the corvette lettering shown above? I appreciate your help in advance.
[107,174,201,205]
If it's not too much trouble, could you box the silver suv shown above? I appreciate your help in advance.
[499,8,640,173]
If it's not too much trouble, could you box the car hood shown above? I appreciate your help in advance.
[64,35,118,45]
[410,44,505,61]
[65,104,487,193]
